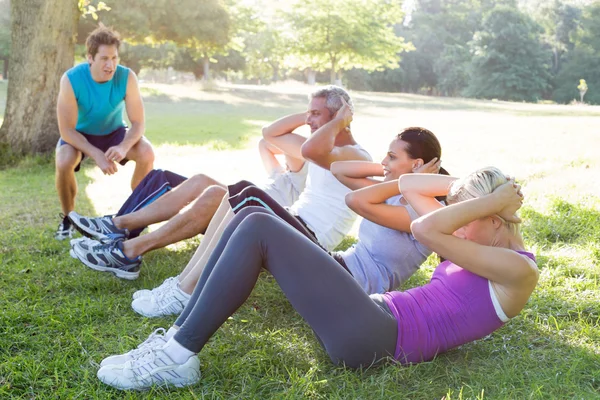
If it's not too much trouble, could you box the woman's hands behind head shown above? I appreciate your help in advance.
[493,179,524,223]
[414,157,441,174]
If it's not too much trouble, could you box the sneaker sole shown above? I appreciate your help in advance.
[99,375,201,391]
[131,300,184,318]
[68,216,110,242]
[71,248,140,280]
[98,365,201,390]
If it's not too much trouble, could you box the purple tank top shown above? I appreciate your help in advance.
[383,251,536,364]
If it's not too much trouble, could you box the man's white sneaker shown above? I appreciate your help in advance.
[132,276,178,300]
[100,328,168,367]
[97,346,201,390]
[131,282,191,318]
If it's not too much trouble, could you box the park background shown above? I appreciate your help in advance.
[0,0,599,398]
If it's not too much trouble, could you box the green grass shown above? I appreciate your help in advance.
[1,82,599,398]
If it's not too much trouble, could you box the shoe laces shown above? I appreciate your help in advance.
[91,239,121,252]
[58,213,71,229]
[151,277,178,299]
[129,328,167,359]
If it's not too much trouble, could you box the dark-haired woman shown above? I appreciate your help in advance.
[97,167,537,390]
[132,127,448,320]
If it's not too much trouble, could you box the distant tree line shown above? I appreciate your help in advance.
[345,0,600,104]
[1,0,600,104]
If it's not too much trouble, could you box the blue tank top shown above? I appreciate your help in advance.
[66,63,129,136]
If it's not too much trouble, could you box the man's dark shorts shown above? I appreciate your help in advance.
[56,126,130,172]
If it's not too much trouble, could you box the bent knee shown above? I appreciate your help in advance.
[55,147,80,172]
[203,185,227,201]
[129,139,155,164]
[188,174,224,190]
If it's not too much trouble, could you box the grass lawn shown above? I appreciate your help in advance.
[0,82,599,399]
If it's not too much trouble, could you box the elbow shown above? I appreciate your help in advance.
[261,125,275,139]
[410,218,435,247]
[345,191,360,213]
[330,161,342,178]
[398,174,411,194]
[300,141,323,162]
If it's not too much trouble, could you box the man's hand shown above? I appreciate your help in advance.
[92,150,118,175]
[333,97,353,130]
[105,144,128,164]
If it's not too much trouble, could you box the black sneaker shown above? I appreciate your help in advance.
[68,211,129,243]
[55,214,75,241]
[70,238,141,280]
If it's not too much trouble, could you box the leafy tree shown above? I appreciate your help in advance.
[287,0,409,84]
[96,0,231,80]
[553,3,600,104]
[537,0,582,74]
[434,44,471,96]
[398,0,483,94]
[465,5,552,102]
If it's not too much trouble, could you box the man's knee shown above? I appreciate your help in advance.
[129,138,155,165]
[202,185,227,204]
[55,146,80,173]
[189,185,227,215]
[188,174,224,192]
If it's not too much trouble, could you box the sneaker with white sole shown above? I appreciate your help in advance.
[69,237,97,259]
[100,328,168,367]
[68,211,129,243]
[131,282,191,318]
[55,214,75,241]
[132,276,179,300]
[71,238,142,280]
[97,345,201,390]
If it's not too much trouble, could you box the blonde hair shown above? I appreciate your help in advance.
[447,166,521,238]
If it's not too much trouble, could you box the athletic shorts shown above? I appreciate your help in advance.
[56,126,129,172]
[261,163,308,208]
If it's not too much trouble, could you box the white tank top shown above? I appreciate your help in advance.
[289,162,357,251]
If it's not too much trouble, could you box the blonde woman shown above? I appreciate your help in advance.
[96,167,538,390]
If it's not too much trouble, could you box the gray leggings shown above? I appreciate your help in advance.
[174,207,398,368]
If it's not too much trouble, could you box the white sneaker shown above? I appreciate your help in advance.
[131,282,191,318]
[132,276,178,300]
[97,346,201,390]
[100,328,168,367]
[69,237,98,259]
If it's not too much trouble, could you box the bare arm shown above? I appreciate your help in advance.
[105,70,145,163]
[261,113,307,161]
[404,175,537,286]
[345,180,412,231]
[330,161,383,190]
[301,99,370,169]
[56,74,117,174]
[258,138,285,177]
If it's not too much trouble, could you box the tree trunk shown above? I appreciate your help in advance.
[306,68,316,85]
[329,54,337,84]
[334,70,343,87]
[0,0,79,154]
[202,55,210,81]
[271,63,279,83]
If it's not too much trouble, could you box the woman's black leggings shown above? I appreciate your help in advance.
[173,207,397,368]
[228,180,320,245]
